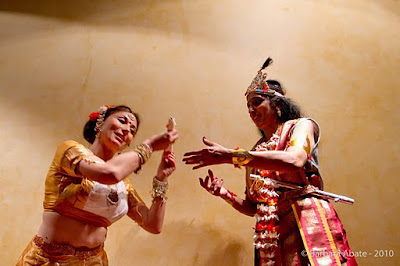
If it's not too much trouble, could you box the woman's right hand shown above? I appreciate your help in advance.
[143,129,179,151]
[199,169,229,199]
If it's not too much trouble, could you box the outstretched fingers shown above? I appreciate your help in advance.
[199,174,210,189]
[207,169,214,179]
[182,154,202,164]
[183,149,204,157]
[192,163,207,170]
[199,170,218,193]
[183,137,217,160]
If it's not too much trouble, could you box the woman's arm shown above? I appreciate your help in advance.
[77,151,143,185]
[183,120,316,172]
[128,197,167,234]
[127,151,176,234]
[77,129,178,185]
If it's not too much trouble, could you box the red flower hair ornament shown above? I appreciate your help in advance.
[88,104,114,133]
[89,112,99,121]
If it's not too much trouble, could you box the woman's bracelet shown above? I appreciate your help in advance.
[151,177,169,203]
[133,144,152,173]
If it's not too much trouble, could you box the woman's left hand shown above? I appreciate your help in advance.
[199,169,229,198]
[183,137,232,170]
[156,151,176,181]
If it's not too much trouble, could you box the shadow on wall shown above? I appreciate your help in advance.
[0,0,188,30]
[115,220,249,266]
[1,0,399,26]
[0,0,192,139]
[0,0,194,127]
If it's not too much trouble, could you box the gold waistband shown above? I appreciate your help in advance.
[33,235,103,259]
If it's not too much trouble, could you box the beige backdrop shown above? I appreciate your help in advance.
[1,0,399,265]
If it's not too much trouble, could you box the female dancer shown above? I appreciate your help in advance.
[17,104,178,265]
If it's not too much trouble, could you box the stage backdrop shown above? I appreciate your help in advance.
[1,1,399,265]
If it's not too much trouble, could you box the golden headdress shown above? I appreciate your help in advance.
[245,58,283,97]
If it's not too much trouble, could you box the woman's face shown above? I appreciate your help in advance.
[246,93,277,130]
[99,111,138,153]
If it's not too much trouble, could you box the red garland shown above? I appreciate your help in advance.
[253,146,280,265]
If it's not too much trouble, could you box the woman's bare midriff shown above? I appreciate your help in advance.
[37,212,107,248]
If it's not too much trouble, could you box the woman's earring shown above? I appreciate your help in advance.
[95,129,101,138]
[277,109,282,118]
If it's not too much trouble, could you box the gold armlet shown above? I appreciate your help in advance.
[289,135,311,154]
[232,149,254,166]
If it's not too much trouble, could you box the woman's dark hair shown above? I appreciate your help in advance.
[266,79,302,122]
[83,105,141,144]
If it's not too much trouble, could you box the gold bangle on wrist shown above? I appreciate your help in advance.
[151,177,169,203]
[232,149,254,166]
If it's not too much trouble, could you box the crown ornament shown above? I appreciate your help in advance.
[245,58,283,97]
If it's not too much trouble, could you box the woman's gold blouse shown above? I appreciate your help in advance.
[43,140,144,227]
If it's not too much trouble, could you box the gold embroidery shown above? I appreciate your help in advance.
[82,156,105,164]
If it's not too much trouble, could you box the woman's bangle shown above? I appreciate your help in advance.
[133,144,152,173]
[151,177,169,203]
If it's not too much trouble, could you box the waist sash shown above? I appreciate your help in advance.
[292,197,342,266]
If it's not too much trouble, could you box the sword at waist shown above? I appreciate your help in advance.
[249,174,354,205]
